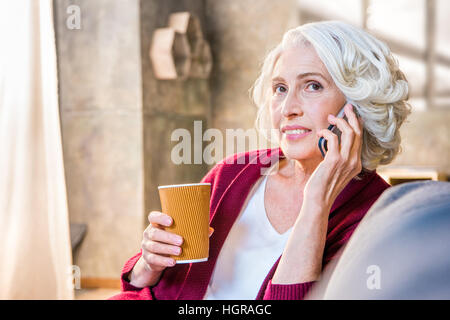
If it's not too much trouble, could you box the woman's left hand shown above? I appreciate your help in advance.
[304,103,364,211]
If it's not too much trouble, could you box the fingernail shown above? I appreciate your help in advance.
[165,217,172,225]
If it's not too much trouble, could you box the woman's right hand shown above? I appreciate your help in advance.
[128,211,183,288]
[129,211,214,288]
[142,211,184,270]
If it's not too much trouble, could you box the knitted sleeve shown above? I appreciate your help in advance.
[262,280,317,300]
[109,251,153,300]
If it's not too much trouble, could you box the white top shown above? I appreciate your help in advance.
[203,173,292,300]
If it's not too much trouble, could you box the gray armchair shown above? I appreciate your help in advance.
[308,180,450,299]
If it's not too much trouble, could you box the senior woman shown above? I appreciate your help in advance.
[111,20,410,300]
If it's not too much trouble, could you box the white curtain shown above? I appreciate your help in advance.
[0,0,74,299]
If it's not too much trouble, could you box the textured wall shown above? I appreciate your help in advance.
[204,0,299,145]
[139,0,211,227]
[54,0,144,278]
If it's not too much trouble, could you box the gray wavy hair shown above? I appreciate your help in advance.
[251,21,411,171]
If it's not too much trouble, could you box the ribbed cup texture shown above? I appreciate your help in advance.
[158,184,210,261]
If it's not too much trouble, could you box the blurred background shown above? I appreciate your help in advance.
[1,0,449,299]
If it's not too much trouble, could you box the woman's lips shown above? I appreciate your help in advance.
[281,126,312,141]
[283,129,312,140]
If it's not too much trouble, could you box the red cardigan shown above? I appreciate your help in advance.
[110,148,390,300]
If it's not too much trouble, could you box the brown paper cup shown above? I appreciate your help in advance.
[158,183,210,263]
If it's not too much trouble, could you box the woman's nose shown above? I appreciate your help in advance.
[281,92,304,118]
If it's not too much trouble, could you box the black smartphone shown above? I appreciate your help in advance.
[318,102,351,157]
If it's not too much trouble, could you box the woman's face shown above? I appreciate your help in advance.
[270,44,346,162]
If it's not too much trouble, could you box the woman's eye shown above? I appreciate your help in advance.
[306,82,323,91]
[274,85,287,95]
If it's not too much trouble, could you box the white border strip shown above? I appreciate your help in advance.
[158,183,211,189]
[175,258,208,264]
